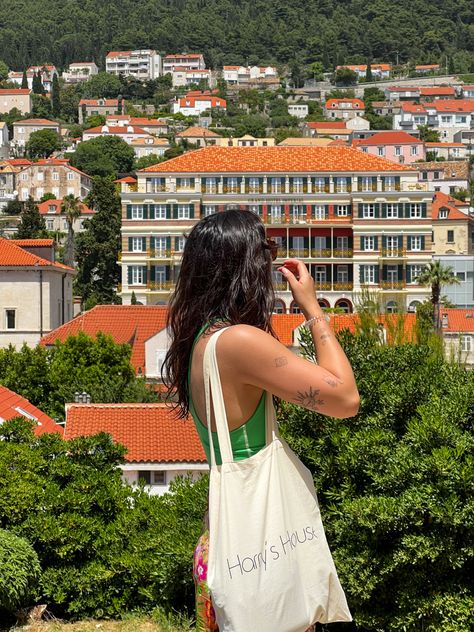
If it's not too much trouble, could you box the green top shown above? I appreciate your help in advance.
[188,322,266,465]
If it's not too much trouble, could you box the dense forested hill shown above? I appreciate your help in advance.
[1,0,474,72]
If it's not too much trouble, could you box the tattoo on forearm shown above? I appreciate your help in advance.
[273,356,288,368]
[294,386,325,410]
[319,333,331,346]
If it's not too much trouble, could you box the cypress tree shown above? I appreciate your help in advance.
[365,60,373,82]
[16,197,47,238]
[21,69,28,89]
[51,74,61,117]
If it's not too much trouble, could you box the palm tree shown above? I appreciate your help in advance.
[415,261,460,331]
[61,194,82,267]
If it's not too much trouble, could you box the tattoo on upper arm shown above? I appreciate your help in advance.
[323,377,341,388]
[273,356,288,368]
[294,386,325,410]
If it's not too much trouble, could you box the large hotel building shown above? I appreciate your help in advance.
[118,146,432,313]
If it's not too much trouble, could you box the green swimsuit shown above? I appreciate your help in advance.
[188,323,266,465]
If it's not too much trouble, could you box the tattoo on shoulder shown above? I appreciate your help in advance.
[294,386,325,410]
[273,356,288,368]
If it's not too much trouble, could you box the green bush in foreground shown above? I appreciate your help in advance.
[280,331,474,631]
[0,528,41,615]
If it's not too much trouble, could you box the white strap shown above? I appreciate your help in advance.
[203,327,278,466]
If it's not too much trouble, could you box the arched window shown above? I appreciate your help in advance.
[335,299,352,313]
[408,300,421,313]
[290,301,301,314]
[273,300,286,314]
[318,298,330,309]
[386,300,398,314]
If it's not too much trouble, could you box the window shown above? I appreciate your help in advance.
[314,265,327,283]
[395,146,401,156]
[384,177,396,191]
[337,205,349,216]
[447,230,454,243]
[439,208,448,219]
[270,205,282,221]
[410,203,422,218]
[410,236,422,251]
[154,237,167,254]
[292,177,304,193]
[386,236,399,253]
[176,236,185,252]
[203,204,216,217]
[313,236,326,254]
[290,302,301,314]
[37,171,44,181]
[386,265,398,284]
[313,205,325,220]
[226,177,239,193]
[5,309,16,329]
[177,177,192,189]
[456,271,466,281]
[441,115,452,124]
[337,265,348,283]
[156,350,167,378]
[291,205,305,222]
[421,171,428,181]
[291,236,305,255]
[248,204,260,216]
[273,300,285,314]
[67,172,75,181]
[461,335,472,353]
[411,146,418,155]
[248,177,260,193]
[154,205,167,220]
[131,266,144,285]
[386,203,398,218]
[52,172,59,181]
[378,147,384,156]
[270,177,283,193]
[362,204,375,218]
[177,204,190,219]
[363,236,375,251]
[334,177,347,192]
[131,205,143,220]
[336,236,349,251]
[434,171,441,179]
[21,173,28,181]
[47,204,56,214]
[67,187,74,196]
[131,237,144,252]
[409,264,424,283]
[46,219,54,229]
[36,187,44,199]
[313,177,326,192]
[363,265,377,284]
[360,176,373,191]
[138,470,167,485]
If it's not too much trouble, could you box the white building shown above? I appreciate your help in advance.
[38,198,95,234]
[0,122,9,160]
[171,69,214,88]
[172,92,226,116]
[222,65,278,85]
[82,124,151,144]
[324,98,366,120]
[64,402,208,496]
[105,115,168,136]
[106,50,162,80]
[0,238,75,349]
[163,53,206,74]
[288,103,309,119]
[62,62,99,84]
[336,64,391,79]
[394,100,474,142]
[9,65,59,92]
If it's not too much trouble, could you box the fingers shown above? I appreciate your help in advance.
[279,259,310,280]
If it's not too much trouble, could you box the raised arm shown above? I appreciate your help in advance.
[217,260,360,419]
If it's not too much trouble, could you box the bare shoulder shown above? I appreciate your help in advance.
[218,324,281,349]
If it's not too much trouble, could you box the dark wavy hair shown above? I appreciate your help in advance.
[163,208,276,418]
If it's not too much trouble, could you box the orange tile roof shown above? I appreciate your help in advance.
[388,86,420,92]
[64,403,206,463]
[425,142,465,147]
[431,191,472,221]
[106,50,132,58]
[5,158,32,167]
[37,199,94,215]
[430,99,474,112]
[440,309,474,332]
[326,98,365,109]
[271,314,305,345]
[178,96,226,108]
[0,88,31,94]
[165,53,203,59]
[307,121,347,130]
[0,385,63,436]
[419,87,455,96]
[114,176,137,183]
[401,102,427,113]
[13,118,59,126]
[416,64,440,69]
[0,238,74,271]
[40,305,168,374]
[11,238,54,247]
[84,125,148,135]
[142,146,413,173]
[355,131,423,145]
[176,126,222,138]
[79,99,121,106]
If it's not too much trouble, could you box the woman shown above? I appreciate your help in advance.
[164,209,359,632]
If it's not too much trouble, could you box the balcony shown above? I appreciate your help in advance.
[147,281,174,291]
[315,282,332,290]
[147,185,166,193]
[380,280,405,290]
[311,248,332,258]
[267,215,287,224]
[333,282,354,291]
[380,248,406,258]
[223,186,240,194]
[273,282,289,291]
[333,248,353,258]
[288,248,309,257]
[147,249,172,259]
[245,186,264,194]
[289,186,308,194]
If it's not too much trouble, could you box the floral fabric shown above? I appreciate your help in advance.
[193,529,315,632]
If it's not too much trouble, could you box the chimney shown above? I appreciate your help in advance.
[441,313,449,329]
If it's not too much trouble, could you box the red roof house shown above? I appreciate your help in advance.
[0,385,63,436]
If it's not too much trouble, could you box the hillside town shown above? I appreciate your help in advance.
[1,37,474,631]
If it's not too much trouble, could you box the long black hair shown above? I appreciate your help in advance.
[163,208,276,418]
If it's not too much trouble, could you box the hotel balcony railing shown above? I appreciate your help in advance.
[313,185,330,193]
[267,215,287,224]
[288,248,310,257]
[380,280,405,290]
[147,185,166,193]
[333,248,353,257]
[203,186,218,194]
[333,282,354,291]
[223,186,241,194]
[380,248,407,258]
[273,282,289,291]
[147,249,172,258]
[245,186,264,194]
[176,185,195,192]
[288,186,308,194]
[315,281,332,290]
[147,281,174,291]
[311,248,332,258]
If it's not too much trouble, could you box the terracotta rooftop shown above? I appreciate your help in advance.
[306,121,347,130]
[114,176,138,183]
[64,403,206,463]
[83,125,148,135]
[142,146,413,174]
[40,305,168,374]
[354,131,423,146]
[176,126,222,138]
[415,161,469,180]
[37,199,94,215]
[326,98,365,109]
[0,88,31,94]
[0,238,74,271]
[11,238,54,247]
[419,87,455,96]
[440,309,474,332]
[0,385,63,436]
[5,159,32,167]
[432,191,472,221]
[13,118,59,126]
[429,99,474,113]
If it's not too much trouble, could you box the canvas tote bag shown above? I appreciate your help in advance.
[203,328,352,632]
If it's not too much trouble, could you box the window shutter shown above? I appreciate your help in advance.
[304,236,309,250]
[166,236,171,252]
[190,203,195,218]
[190,177,195,187]
[421,202,427,218]
[140,237,145,251]
[127,266,133,285]
[372,176,377,192]
[374,203,380,218]
[382,235,387,249]
[375,266,379,283]
[166,266,171,280]
[404,203,411,218]
[126,205,132,219]
[360,236,365,251]
[166,204,171,219]
[381,203,387,218]
[150,236,155,250]
[325,205,329,219]
[348,266,353,281]
[359,265,365,283]
[421,236,425,250]
[128,237,133,251]
[398,202,404,217]
[143,204,148,219]
[398,235,403,249]
[143,266,148,284]
[325,177,330,191]
[173,204,178,219]
[374,236,378,250]
[407,236,412,250]
[149,205,155,220]
[395,176,401,190]
[398,264,403,281]
[150,265,156,282]
[406,266,412,284]
[346,177,352,191]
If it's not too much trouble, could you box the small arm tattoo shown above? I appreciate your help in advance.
[294,386,325,410]
[319,333,331,346]
[323,377,340,388]
[273,356,288,368]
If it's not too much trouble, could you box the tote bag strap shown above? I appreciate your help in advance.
[203,327,278,467]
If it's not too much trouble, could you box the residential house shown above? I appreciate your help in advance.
[415,64,440,74]
[462,86,474,98]
[172,92,226,116]
[0,385,63,436]
[0,238,75,348]
[62,62,99,83]
[425,142,467,160]
[336,64,391,79]
[175,126,222,147]
[324,98,365,120]
[222,66,278,86]
[394,100,474,143]
[17,158,92,201]
[106,50,162,80]
[432,191,474,308]
[82,124,151,145]
[162,54,206,73]
[386,87,423,102]
[118,145,432,314]
[288,103,309,119]
[64,403,207,495]
[9,65,58,92]
[353,131,425,164]
[78,98,125,124]
[131,137,170,159]
[217,135,275,147]
[38,198,95,234]
[0,122,9,159]
[0,89,32,115]
[0,159,31,210]
[303,121,352,141]
[419,87,456,100]
[12,118,60,152]
[416,161,469,196]
[439,309,474,367]
[372,101,403,117]
[171,69,214,88]
[106,115,168,136]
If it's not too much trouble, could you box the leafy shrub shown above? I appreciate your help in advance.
[280,331,474,631]
[0,528,41,614]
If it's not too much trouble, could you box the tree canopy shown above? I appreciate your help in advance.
[69,135,135,178]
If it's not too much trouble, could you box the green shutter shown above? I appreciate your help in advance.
[398,235,403,249]
[127,266,132,285]
[374,203,380,218]
[325,205,329,219]
[190,203,195,219]
[142,237,146,251]
[166,204,171,219]
[404,203,411,218]
[142,204,148,219]
[421,236,425,250]
[190,177,195,186]
[374,236,378,250]
[398,264,403,281]
[128,237,133,251]
[166,266,171,280]
[382,235,387,249]
[166,236,171,252]
[406,266,412,284]
[381,203,387,218]
[150,265,156,282]
[395,176,401,190]
[126,205,132,219]
[150,236,155,250]
[421,202,427,218]
[407,236,412,250]
[398,202,404,217]
[360,236,365,251]
[346,177,352,191]
[375,267,379,283]
[173,204,178,219]
[359,265,365,283]
[143,267,148,284]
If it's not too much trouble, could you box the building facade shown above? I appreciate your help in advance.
[78,98,125,124]
[163,54,205,74]
[0,122,9,159]
[62,62,99,83]
[9,65,58,92]
[38,198,95,234]
[106,50,162,80]
[17,158,92,201]
[118,146,432,314]
[0,89,32,115]
[324,99,365,120]
[353,131,425,164]
[12,118,60,152]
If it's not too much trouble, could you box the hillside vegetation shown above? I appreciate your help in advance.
[0,0,474,72]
